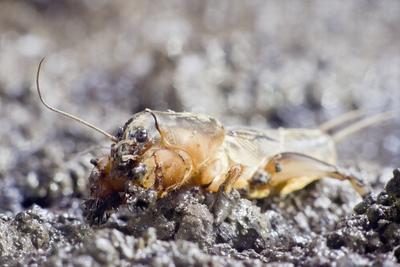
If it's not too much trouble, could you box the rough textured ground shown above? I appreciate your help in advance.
[0,1,399,266]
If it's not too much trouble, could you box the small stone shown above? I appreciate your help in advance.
[383,205,400,222]
[394,246,400,262]
[367,204,384,226]
[377,191,393,206]
[365,231,382,252]
[95,237,113,252]
[327,232,345,249]
[376,219,391,233]
[354,193,377,215]
[383,223,400,247]
[386,169,400,199]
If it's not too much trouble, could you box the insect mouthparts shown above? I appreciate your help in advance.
[130,163,147,180]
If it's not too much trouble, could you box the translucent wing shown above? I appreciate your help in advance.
[226,127,337,165]
[224,128,282,167]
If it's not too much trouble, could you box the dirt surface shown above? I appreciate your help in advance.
[0,1,400,266]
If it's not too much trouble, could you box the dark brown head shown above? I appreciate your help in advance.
[83,111,164,222]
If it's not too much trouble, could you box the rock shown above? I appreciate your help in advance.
[325,170,400,261]
[327,232,345,249]
[366,204,384,226]
[394,246,400,262]
[377,192,393,206]
[1,1,400,265]
[354,193,377,215]
[386,169,400,199]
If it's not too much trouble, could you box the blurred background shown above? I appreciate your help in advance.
[0,0,399,213]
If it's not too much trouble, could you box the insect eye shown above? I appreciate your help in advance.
[135,128,148,143]
[115,127,124,139]
[90,158,99,166]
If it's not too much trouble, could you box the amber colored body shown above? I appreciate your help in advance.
[89,110,368,205]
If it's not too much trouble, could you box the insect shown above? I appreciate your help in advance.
[36,58,393,223]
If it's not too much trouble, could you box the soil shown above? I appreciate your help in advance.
[0,1,399,266]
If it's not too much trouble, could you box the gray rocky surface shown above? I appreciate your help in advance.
[0,1,399,266]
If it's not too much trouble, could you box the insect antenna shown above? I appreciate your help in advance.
[145,108,162,134]
[36,58,118,143]
[331,111,395,142]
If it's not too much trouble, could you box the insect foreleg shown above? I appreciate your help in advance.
[163,149,194,193]
[149,147,194,197]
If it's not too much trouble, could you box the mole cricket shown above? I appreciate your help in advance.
[35,58,393,223]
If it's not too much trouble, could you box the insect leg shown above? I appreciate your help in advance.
[152,153,165,192]
[207,164,243,193]
[222,164,244,194]
[162,149,194,194]
[260,152,369,197]
[209,164,243,224]
[319,109,366,132]
[330,111,394,142]
[149,148,194,197]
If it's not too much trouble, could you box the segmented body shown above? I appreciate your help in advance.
[89,109,367,208]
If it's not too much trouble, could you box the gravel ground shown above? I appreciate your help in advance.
[0,1,399,266]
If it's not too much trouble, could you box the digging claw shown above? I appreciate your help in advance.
[82,193,124,225]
